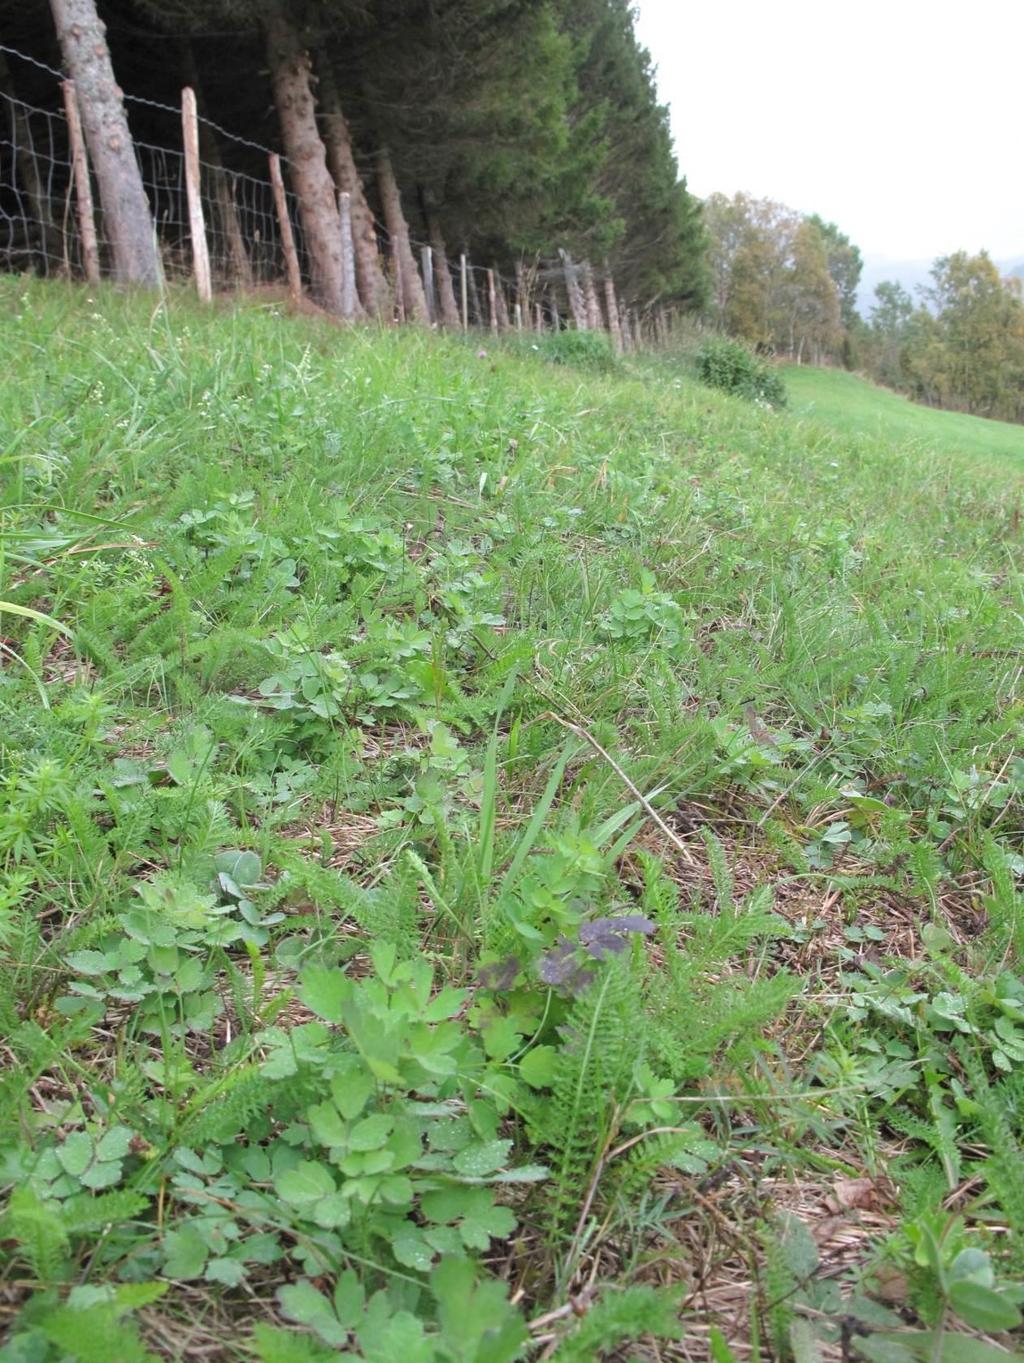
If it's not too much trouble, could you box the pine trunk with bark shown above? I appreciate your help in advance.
[49,0,159,286]
[376,148,428,324]
[264,6,345,313]
[317,63,386,317]
[426,215,460,328]
[180,45,251,289]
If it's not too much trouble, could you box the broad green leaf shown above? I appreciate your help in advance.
[80,1160,123,1190]
[867,1332,1024,1363]
[214,849,262,888]
[422,987,468,1023]
[275,1161,336,1207]
[66,950,114,975]
[481,1014,521,1062]
[460,1200,516,1250]
[95,1126,133,1162]
[949,1279,1023,1332]
[204,1256,246,1287]
[392,1228,436,1271]
[789,1319,824,1363]
[162,1225,208,1279]
[278,1280,347,1348]
[250,1324,340,1363]
[349,1114,393,1151]
[333,1270,365,1329]
[518,1045,558,1088]
[307,1100,348,1148]
[432,1257,527,1363]
[56,1132,94,1179]
[452,1140,511,1178]
[300,968,351,1023]
[312,1191,351,1229]
[330,1061,374,1119]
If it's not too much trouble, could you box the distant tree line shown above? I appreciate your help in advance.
[3,0,709,320]
[864,253,1024,424]
[701,191,862,367]
[702,192,1024,426]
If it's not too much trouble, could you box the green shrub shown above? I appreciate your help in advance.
[696,337,787,407]
[536,328,617,371]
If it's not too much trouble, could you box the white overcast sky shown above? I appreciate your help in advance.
[632,0,1024,266]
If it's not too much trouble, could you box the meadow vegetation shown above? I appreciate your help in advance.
[0,280,1023,1362]
[784,365,1024,468]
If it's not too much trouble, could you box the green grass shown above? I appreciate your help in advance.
[784,362,1024,468]
[1,280,1023,1363]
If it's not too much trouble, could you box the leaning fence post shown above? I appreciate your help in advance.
[460,252,469,331]
[269,153,301,305]
[61,80,100,285]
[338,190,357,318]
[181,87,212,302]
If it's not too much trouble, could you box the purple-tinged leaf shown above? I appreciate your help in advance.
[579,914,655,960]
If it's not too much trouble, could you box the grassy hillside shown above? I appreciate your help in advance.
[784,363,1024,468]
[1,281,1023,1363]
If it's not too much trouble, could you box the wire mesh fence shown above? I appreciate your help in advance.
[0,40,660,349]
[0,44,313,293]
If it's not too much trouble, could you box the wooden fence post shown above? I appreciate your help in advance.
[535,301,543,332]
[61,80,100,285]
[603,269,623,355]
[181,88,212,302]
[338,190,357,319]
[269,153,302,305]
[467,264,482,326]
[421,244,435,322]
[558,248,587,330]
[460,253,469,331]
[581,260,603,332]
[487,268,498,335]
[494,269,510,331]
[393,244,406,323]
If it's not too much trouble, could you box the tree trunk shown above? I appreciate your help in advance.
[49,0,159,286]
[317,62,386,317]
[180,44,252,289]
[426,215,460,328]
[264,5,344,313]
[376,148,428,324]
[0,51,63,271]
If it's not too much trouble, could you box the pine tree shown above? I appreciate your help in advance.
[48,0,160,285]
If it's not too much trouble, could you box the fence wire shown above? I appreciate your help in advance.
[0,40,657,347]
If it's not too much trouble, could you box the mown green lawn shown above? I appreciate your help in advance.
[784,362,1024,469]
[1,281,1022,1363]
